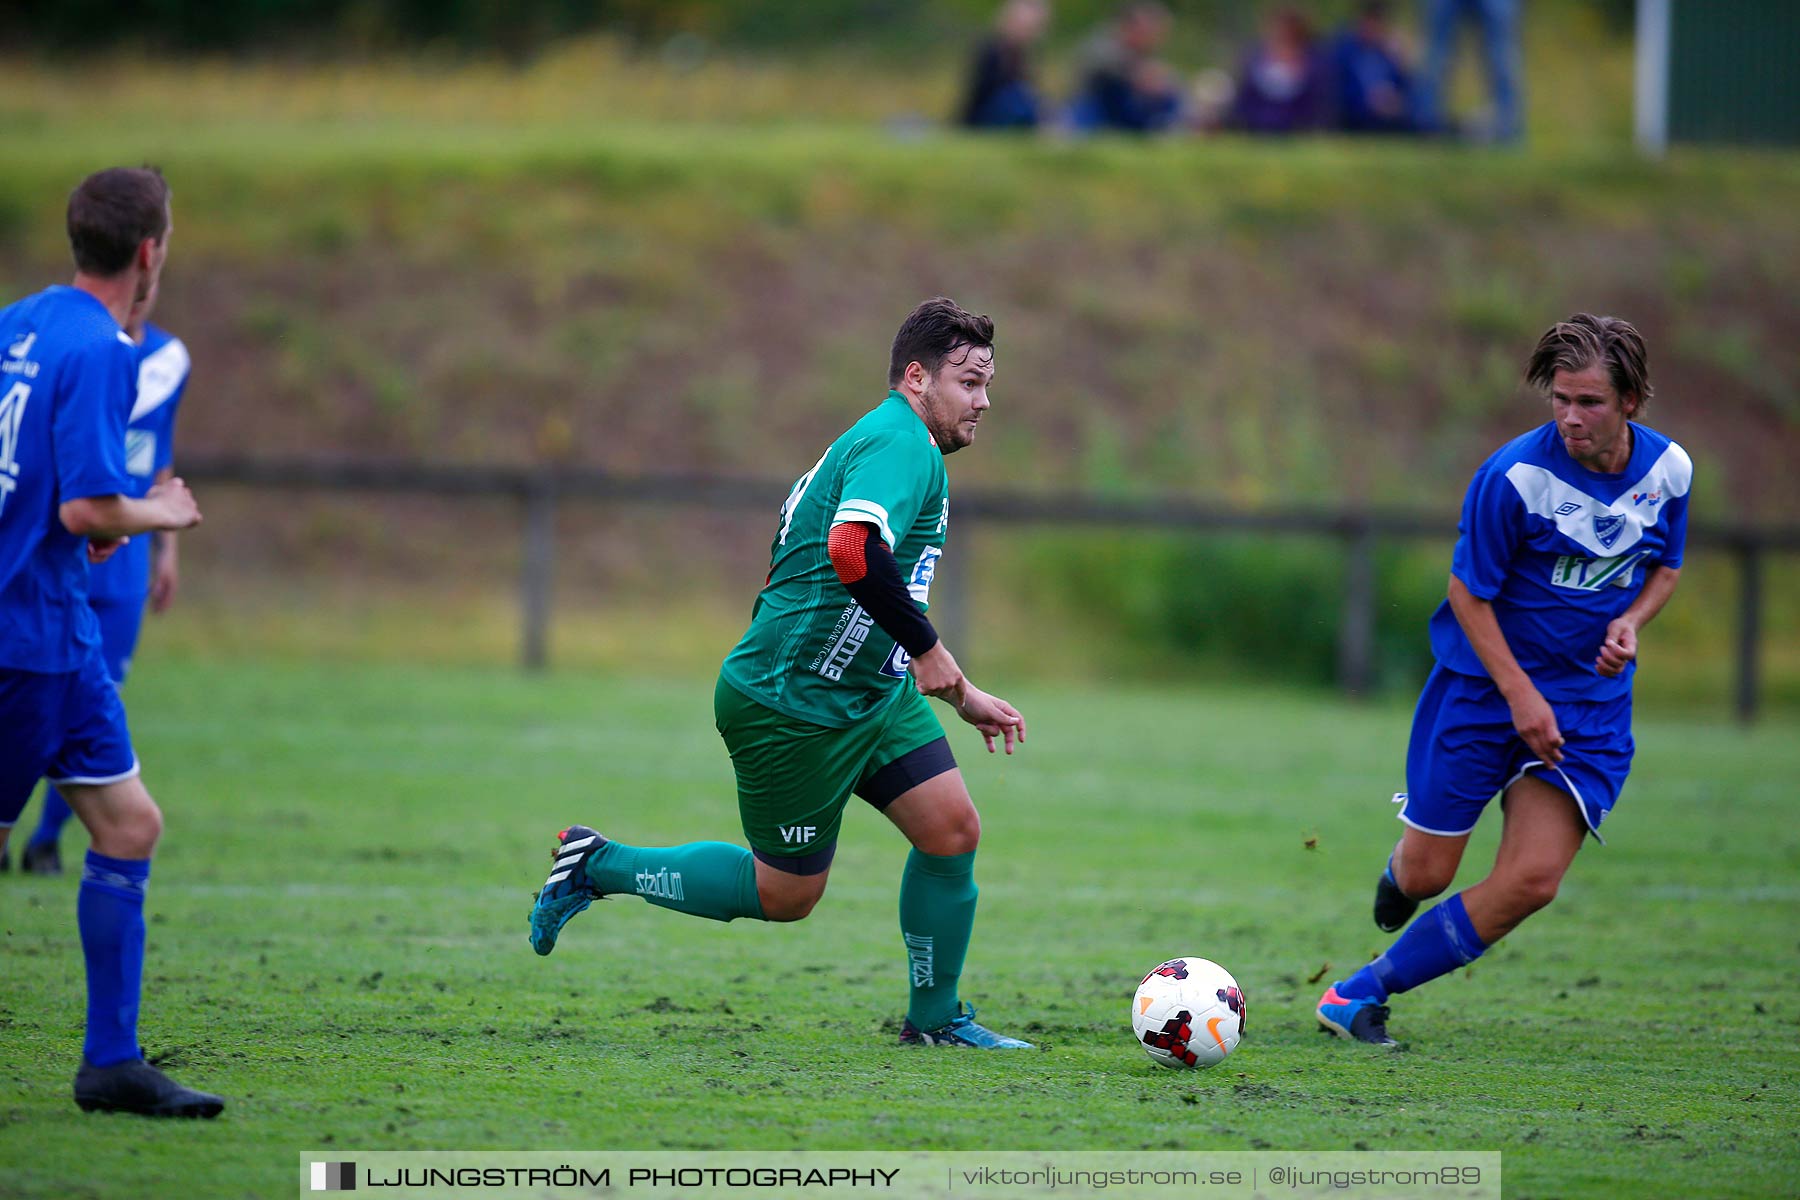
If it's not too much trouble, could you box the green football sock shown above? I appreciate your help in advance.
[586,841,765,923]
[898,848,978,1031]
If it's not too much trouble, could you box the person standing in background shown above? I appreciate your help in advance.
[961,0,1052,131]
[1416,0,1523,142]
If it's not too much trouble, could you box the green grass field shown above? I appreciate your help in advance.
[4,655,1795,1198]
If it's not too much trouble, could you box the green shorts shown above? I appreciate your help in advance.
[714,674,954,873]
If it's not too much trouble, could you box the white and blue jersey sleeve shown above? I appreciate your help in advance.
[89,324,189,605]
[1428,421,1692,702]
[0,286,136,672]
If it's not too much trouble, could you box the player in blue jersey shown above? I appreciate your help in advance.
[1317,314,1689,1046]
[9,278,189,876]
[0,167,222,1116]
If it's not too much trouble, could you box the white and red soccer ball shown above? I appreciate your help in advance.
[1131,956,1246,1069]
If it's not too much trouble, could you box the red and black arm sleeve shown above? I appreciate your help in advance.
[827,522,940,658]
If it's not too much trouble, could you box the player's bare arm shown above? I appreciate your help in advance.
[1596,564,1680,678]
[61,476,202,541]
[1446,573,1563,764]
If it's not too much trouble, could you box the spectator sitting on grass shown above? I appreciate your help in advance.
[960,0,1052,130]
[1328,1,1420,134]
[1230,7,1327,135]
[1068,2,1184,134]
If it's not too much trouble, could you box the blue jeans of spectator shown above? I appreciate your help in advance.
[1419,0,1522,141]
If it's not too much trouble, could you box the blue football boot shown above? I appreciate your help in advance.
[1316,983,1399,1047]
[528,825,608,956]
[899,1004,1034,1049]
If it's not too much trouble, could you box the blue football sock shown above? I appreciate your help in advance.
[1338,892,1488,1004]
[78,851,151,1067]
[29,787,75,848]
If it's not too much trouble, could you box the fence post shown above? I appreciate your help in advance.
[1338,517,1378,699]
[1735,537,1763,725]
[519,474,557,672]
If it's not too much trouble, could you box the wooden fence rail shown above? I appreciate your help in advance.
[178,455,1800,724]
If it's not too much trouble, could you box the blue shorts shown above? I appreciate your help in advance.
[0,649,139,828]
[1396,664,1633,843]
[92,594,147,684]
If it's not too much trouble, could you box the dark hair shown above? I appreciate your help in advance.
[67,167,170,277]
[888,298,995,387]
[1526,313,1652,410]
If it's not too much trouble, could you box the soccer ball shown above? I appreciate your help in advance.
[1131,957,1246,1069]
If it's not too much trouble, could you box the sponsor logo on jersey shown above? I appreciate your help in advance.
[906,546,942,604]
[3,333,39,378]
[1554,501,1582,516]
[879,642,911,680]
[934,498,949,535]
[813,604,875,681]
[1632,489,1663,508]
[1592,512,1626,550]
[1551,550,1650,592]
[634,867,685,902]
[126,429,157,477]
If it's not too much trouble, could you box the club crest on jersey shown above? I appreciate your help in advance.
[1592,513,1626,550]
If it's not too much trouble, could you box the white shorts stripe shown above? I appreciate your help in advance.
[46,759,142,788]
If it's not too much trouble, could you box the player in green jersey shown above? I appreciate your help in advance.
[529,298,1032,1048]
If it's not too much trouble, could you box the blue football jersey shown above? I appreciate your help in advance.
[0,286,137,672]
[89,323,189,604]
[1430,420,1692,701]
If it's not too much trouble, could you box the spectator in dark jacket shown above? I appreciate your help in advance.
[961,0,1052,130]
[1231,7,1328,134]
[1328,2,1419,134]
[1069,2,1184,134]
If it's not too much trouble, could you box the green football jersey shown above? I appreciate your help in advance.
[720,391,950,728]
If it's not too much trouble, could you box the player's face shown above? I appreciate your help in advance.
[920,344,995,454]
[1550,360,1637,471]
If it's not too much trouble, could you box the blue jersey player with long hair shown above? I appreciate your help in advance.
[0,167,221,1115]
[1317,313,1690,1046]
[8,278,189,877]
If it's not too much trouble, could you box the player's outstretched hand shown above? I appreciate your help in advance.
[148,477,203,530]
[87,536,127,564]
[955,685,1027,755]
[1507,685,1564,766]
[1595,618,1638,678]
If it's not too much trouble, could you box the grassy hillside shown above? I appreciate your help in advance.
[0,27,1795,705]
